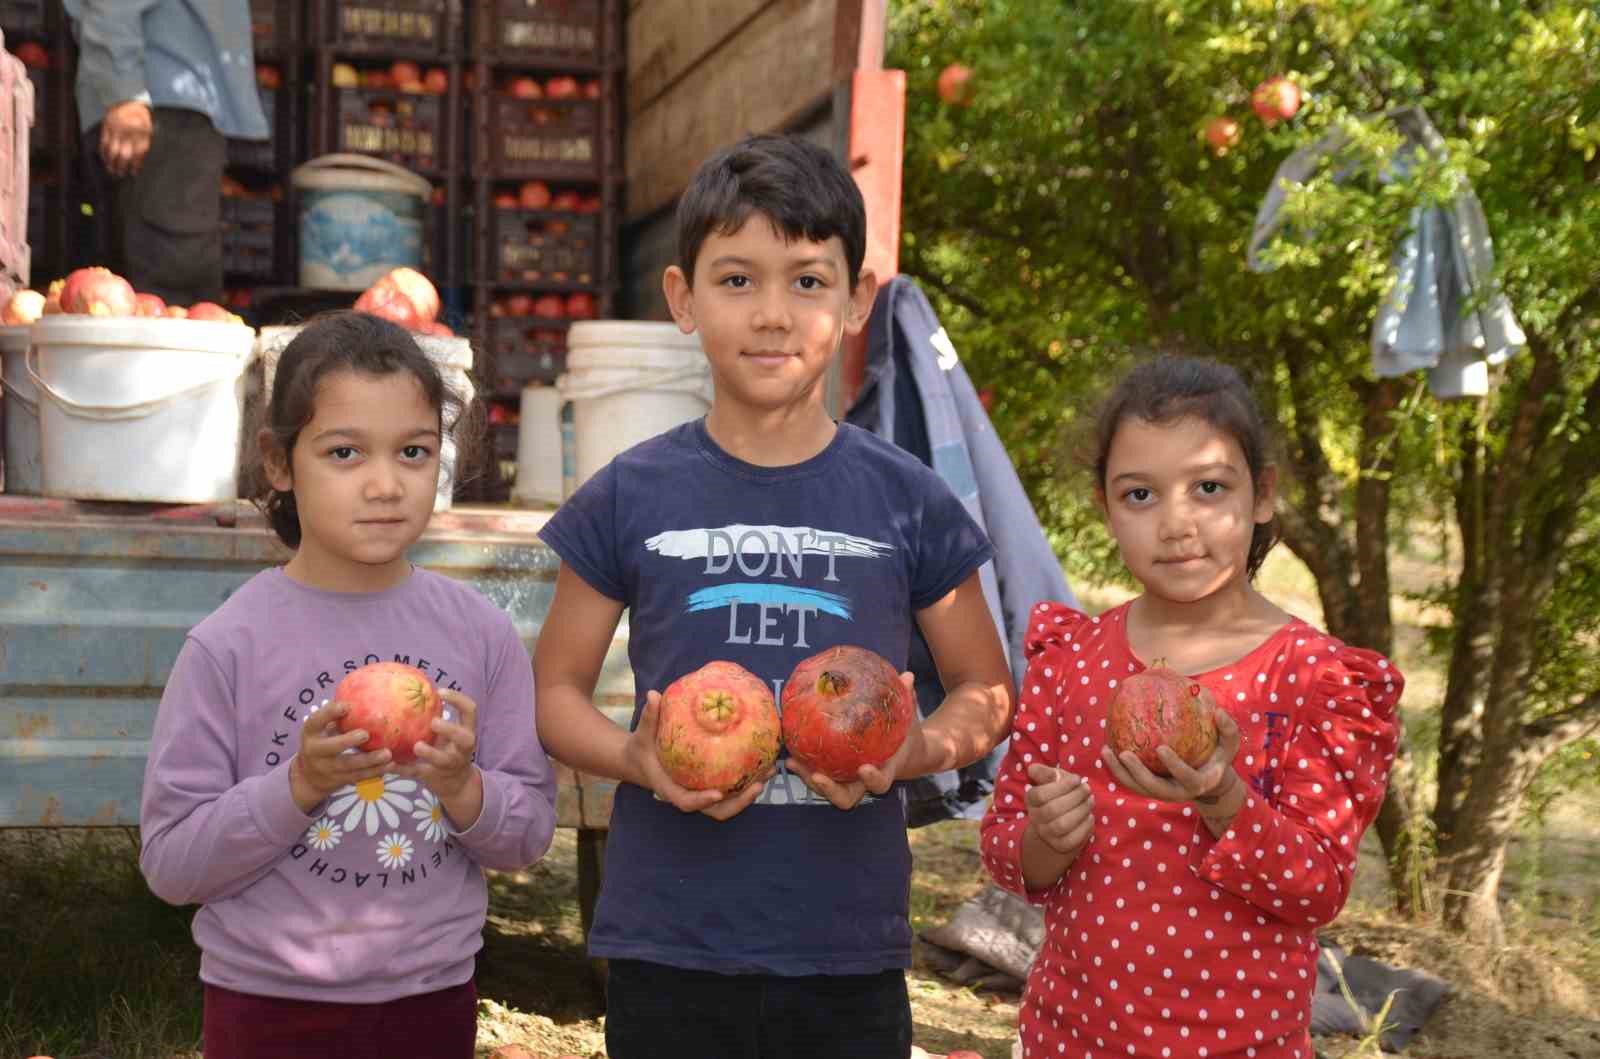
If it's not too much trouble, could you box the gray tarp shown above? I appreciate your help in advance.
[1248,106,1524,398]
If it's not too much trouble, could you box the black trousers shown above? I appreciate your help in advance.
[82,106,226,307]
[603,958,914,1059]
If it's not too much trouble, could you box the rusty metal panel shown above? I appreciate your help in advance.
[0,498,633,828]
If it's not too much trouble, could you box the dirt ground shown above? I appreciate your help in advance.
[469,821,1600,1059]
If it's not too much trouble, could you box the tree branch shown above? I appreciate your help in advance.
[1523,691,1600,758]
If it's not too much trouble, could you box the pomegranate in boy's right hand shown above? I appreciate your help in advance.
[655,661,781,792]
[1106,661,1219,776]
[332,662,444,765]
[781,646,914,782]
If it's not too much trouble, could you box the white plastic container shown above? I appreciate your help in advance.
[291,154,431,290]
[0,324,39,493]
[29,316,257,504]
[558,322,712,492]
[511,383,562,506]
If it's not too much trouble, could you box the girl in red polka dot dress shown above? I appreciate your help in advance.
[981,356,1402,1059]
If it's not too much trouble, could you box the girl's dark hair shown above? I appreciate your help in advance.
[248,310,486,549]
[1091,355,1281,579]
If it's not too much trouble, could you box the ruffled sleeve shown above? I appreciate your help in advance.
[1193,642,1403,927]
[981,601,1091,902]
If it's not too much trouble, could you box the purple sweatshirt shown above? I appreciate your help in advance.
[139,567,557,1004]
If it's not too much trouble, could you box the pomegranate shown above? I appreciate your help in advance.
[565,292,596,319]
[518,180,552,210]
[2,288,45,325]
[353,283,422,329]
[186,301,242,323]
[373,267,439,325]
[59,267,137,316]
[655,661,781,792]
[163,305,190,318]
[332,662,444,766]
[781,646,914,782]
[41,278,65,315]
[133,292,167,317]
[1204,115,1241,156]
[1105,661,1219,776]
[937,62,973,106]
[1251,75,1301,125]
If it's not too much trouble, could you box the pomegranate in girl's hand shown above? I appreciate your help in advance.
[1106,661,1219,775]
[133,292,167,317]
[781,646,914,782]
[333,662,444,766]
[2,288,45,325]
[59,267,138,316]
[655,661,781,792]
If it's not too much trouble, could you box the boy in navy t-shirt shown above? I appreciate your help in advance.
[534,133,1015,1059]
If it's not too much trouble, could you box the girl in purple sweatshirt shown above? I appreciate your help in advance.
[138,311,557,1059]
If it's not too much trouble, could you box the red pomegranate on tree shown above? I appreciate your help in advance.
[332,662,444,766]
[654,661,781,792]
[937,62,974,106]
[1204,115,1241,156]
[1105,661,1219,776]
[1251,75,1301,125]
[781,646,914,782]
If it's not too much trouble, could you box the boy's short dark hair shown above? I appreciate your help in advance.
[675,133,867,289]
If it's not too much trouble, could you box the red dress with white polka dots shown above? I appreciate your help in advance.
[981,602,1402,1059]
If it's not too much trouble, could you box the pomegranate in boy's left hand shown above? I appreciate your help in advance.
[333,662,444,765]
[781,646,914,782]
[1106,661,1219,775]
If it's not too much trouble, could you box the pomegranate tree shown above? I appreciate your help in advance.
[332,662,443,765]
[655,661,780,792]
[1105,661,1219,775]
[781,646,913,781]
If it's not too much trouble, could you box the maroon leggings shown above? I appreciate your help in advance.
[202,980,477,1059]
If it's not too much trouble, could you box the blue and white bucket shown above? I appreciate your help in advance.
[291,154,431,291]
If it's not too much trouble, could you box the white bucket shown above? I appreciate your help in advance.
[292,154,431,291]
[558,322,712,491]
[511,384,562,506]
[1,325,40,493]
[29,316,257,504]
[257,324,474,513]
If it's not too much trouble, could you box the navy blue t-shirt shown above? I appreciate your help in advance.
[538,418,994,975]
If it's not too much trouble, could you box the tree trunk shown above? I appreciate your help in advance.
[1438,737,1547,946]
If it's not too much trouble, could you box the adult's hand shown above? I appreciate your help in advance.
[100,100,154,177]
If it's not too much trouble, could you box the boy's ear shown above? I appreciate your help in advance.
[1253,464,1279,524]
[842,268,880,337]
[663,265,697,336]
[259,430,292,492]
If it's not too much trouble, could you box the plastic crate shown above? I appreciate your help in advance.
[474,0,602,64]
[0,44,31,286]
[480,96,597,181]
[320,0,450,57]
[222,197,277,279]
[485,208,596,285]
[482,316,568,391]
[249,0,297,58]
[327,86,445,173]
[0,0,44,33]
[226,85,277,170]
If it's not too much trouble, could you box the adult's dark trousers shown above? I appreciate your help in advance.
[603,957,914,1059]
[82,106,226,307]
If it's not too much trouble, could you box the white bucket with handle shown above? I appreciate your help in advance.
[29,316,257,504]
[511,383,562,506]
[0,324,40,493]
[558,322,711,492]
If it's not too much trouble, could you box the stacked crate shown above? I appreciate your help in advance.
[465,0,622,501]
[220,0,304,313]
[303,0,463,294]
